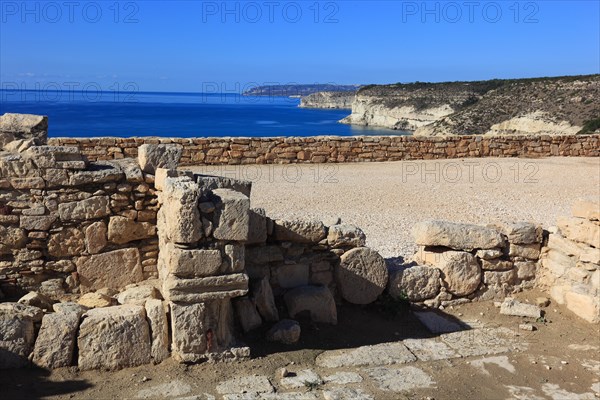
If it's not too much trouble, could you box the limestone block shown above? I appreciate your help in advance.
[481,258,514,271]
[246,245,284,264]
[224,243,245,273]
[251,277,279,322]
[413,220,505,250]
[0,304,37,368]
[77,292,115,308]
[78,305,151,370]
[509,243,541,260]
[163,273,249,303]
[420,250,481,297]
[0,113,48,147]
[32,312,80,369]
[69,162,124,186]
[557,216,600,248]
[337,247,388,304]
[117,285,161,306]
[565,290,600,323]
[233,297,262,333]
[284,285,337,325]
[326,224,366,248]
[572,199,600,221]
[273,263,309,289]
[170,300,235,362]
[77,248,143,293]
[542,249,576,278]
[145,299,169,363]
[85,221,107,254]
[266,319,301,344]
[247,208,268,245]
[212,188,250,241]
[500,298,541,318]
[515,261,538,280]
[483,269,518,287]
[0,225,27,248]
[58,196,110,221]
[492,222,543,244]
[19,215,56,231]
[159,177,202,244]
[138,144,183,174]
[108,216,155,244]
[23,145,83,169]
[197,175,252,198]
[48,227,85,257]
[273,219,327,244]
[165,244,223,278]
[18,291,53,310]
[388,266,441,302]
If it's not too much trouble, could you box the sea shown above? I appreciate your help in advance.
[0,90,404,138]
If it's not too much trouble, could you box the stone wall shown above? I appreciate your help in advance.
[537,200,599,323]
[48,134,600,165]
[388,221,543,307]
[1,117,160,300]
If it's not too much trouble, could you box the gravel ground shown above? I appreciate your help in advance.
[188,157,600,260]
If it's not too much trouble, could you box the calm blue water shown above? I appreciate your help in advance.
[0,90,403,138]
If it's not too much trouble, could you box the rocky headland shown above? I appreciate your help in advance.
[299,91,355,109]
[339,75,600,136]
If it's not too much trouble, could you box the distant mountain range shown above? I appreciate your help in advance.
[242,84,361,97]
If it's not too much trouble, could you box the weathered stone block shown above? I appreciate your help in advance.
[418,249,481,297]
[266,319,300,344]
[159,177,202,244]
[509,243,541,260]
[0,306,36,368]
[481,258,514,271]
[413,220,505,250]
[165,245,223,278]
[284,285,337,324]
[251,277,279,322]
[572,199,600,221]
[77,248,143,293]
[388,266,441,302]
[224,243,245,273]
[273,263,309,289]
[138,144,183,174]
[19,215,56,231]
[246,245,284,264]
[557,216,600,248]
[170,300,235,362]
[85,221,107,254]
[273,219,327,243]
[212,188,250,241]
[233,297,262,333]
[48,227,85,257]
[0,113,48,148]
[163,273,249,303]
[247,208,268,244]
[0,225,26,248]
[117,285,161,306]
[108,216,155,244]
[78,305,151,370]
[500,298,541,318]
[58,196,110,221]
[145,299,169,364]
[492,222,543,244]
[32,312,80,369]
[69,162,124,186]
[327,224,366,248]
[337,247,388,304]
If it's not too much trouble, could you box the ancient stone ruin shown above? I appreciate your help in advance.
[0,113,598,371]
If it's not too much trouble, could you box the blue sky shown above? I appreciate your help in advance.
[1,0,599,92]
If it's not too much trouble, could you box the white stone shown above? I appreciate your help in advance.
[337,247,388,305]
[413,220,505,250]
[316,341,416,368]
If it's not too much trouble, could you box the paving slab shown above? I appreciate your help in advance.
[323,388,374,400]
[224,393,320,400]
[365,366,436,392]
[440,327,528,357]
[280,369,322,389]
[216,375,274,395]
[402,338,460,361]
[315,342,417,368]
[323,372,363,385]
[135,381,192,399]
[470,355,516,375]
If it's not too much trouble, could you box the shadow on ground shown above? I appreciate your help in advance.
[246,257,468,357]
[0,366,93,400]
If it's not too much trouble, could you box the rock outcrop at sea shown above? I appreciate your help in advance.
[340,75,600,136]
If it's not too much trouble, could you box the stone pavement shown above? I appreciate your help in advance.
[129,323,600,400]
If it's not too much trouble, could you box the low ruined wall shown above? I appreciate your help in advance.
[538,200,599,323]
[48,134,600,165]
[388,221,543,307]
